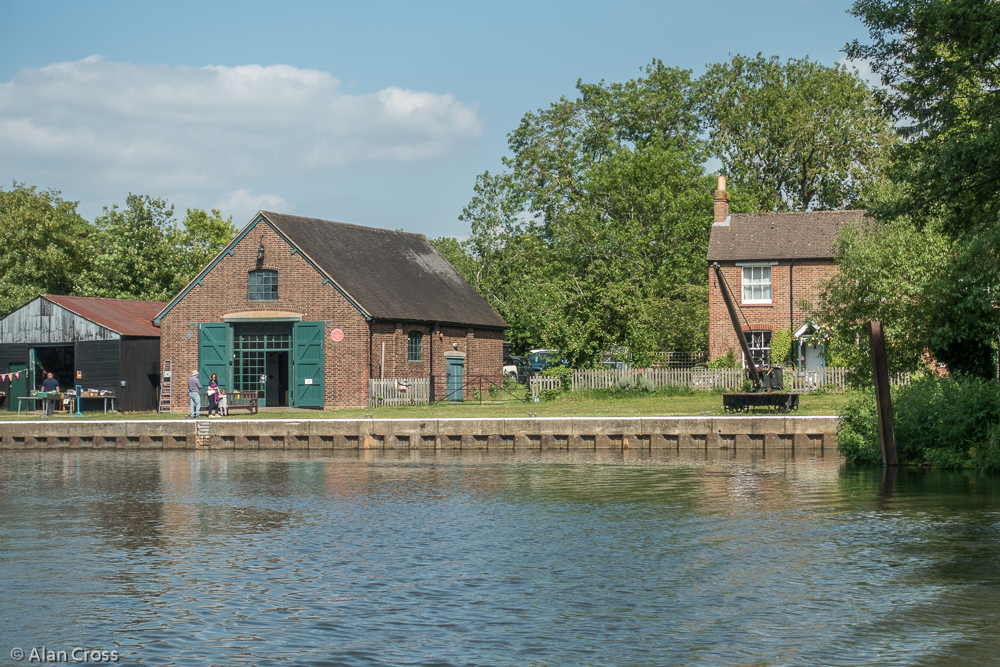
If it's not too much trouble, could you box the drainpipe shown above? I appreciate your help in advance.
[789,259,795,334]
[429,323,436,403]
[368,322,373,380]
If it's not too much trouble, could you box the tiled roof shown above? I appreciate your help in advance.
[262,212,508,328]
[43,295,166,337]
[707,210,867,262]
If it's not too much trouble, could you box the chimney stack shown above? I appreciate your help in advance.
[713,175,730,224]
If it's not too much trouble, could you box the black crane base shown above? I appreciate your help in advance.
[722,392,800,414]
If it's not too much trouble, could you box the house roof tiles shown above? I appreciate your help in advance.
[262,212,508,328]
[707,210,866,262]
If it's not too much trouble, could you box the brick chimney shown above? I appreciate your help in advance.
[713,175,730,224]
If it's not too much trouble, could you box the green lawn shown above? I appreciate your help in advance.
[3,390,852,421]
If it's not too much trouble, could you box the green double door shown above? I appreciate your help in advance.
[199,322,325,408]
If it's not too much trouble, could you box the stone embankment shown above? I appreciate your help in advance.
[0,416,838,451]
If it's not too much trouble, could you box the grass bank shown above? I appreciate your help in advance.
[3,390,852,421]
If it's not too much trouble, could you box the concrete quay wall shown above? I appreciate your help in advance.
[0,416,839,452]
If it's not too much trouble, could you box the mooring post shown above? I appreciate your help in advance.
[868,320,898,466]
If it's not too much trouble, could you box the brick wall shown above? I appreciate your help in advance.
[161,221,504,410]
[708,260,837,362]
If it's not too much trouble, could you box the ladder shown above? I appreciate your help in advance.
[159,359,173,413]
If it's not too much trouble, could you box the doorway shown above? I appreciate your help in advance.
[266,351,289,407]
[33,345,75,391]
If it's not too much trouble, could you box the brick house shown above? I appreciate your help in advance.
[706,178,865,368]
[154,211,507,410]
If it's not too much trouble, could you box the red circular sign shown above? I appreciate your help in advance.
[331,328,344,342]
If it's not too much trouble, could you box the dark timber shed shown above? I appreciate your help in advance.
[0,295,166,412]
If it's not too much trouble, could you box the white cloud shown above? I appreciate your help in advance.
[0,56,484,196]
[216,189,292,227]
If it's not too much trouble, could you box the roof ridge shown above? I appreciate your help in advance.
[731,209,867,216]
[260,211,427,238]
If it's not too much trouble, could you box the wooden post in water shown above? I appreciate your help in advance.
[868,320,898,466]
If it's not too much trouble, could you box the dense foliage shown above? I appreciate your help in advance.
[830,0,1000,382]
[454,57,886,366]
[0,183,237,314]
[839,376,1000,472]
[696,53,895,212]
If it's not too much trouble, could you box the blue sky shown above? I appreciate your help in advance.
[0,0,870,238]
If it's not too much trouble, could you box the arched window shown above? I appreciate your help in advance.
[408,331,423,362]
[248,270,278,301]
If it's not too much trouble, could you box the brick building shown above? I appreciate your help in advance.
[706,178,865,368]
[154,211,507,410]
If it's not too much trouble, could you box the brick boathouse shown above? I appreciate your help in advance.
[155,211,508,410]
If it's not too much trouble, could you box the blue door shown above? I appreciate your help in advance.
[446,356,464,402]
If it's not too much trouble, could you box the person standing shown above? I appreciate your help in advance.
[188,370,202,418]
[207,373,220,417]
[40,372,59,418]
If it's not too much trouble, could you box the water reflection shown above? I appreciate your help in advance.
[1,450,999,666]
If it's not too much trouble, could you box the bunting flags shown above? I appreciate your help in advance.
[0,372,22,382]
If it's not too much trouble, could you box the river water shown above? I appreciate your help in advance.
[1,449,999,666]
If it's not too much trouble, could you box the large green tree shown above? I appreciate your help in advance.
[0,183,92,316]
[459,61,714,366]
[697,54,895,211]
[837,0,1000,379]
[848,0,1000,235]
[75,194,184,301]
[170,208,239,284]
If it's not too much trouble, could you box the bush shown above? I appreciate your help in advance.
[538,365,573,400]
[837,375,1000,472]
[707,350,739,369]
[770,327,793,365]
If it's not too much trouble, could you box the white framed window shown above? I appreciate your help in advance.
[746,330,772,366]
[741,265,772,304]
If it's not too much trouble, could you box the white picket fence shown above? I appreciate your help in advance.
[570,367,911,394]
[369,378,430,407]
[529,376,563,400]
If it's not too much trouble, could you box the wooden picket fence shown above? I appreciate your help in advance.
[369,378,430,407]
[529,376,563,400]
[570,367,911,394]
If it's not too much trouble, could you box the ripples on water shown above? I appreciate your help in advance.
[2,450,1000,666]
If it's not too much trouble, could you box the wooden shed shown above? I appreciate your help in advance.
[0,295,166,412]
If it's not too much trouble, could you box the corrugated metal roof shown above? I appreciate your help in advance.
[707,210,867,262]
[42,295,166,337]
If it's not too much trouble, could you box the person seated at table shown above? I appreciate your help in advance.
[40,372,59,418]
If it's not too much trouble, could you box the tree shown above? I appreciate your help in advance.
[460,62,714,365]
[840,1,1000,380]
[170,208,239,287]
[819,216,943,383]
[697,54,895,211]
[75,194,184,301]
[0,183,91,316]
[847,0,1000,236]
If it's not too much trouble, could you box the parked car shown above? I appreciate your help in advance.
[528,349,567,374]
[503,355,532,384]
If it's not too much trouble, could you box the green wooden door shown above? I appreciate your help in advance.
[199,323,231,390]
[293,322,324,407]
[8,362,27,411]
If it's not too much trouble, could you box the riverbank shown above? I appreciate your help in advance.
[0,390,852,421]
[0,415,838,451]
